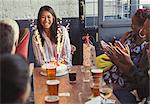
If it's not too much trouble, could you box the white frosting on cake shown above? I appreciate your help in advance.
[56,64,67,73]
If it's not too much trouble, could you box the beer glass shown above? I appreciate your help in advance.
[89,76,102,98]
[81,66,91,82]
[91,69,103,78]
[99,78,113,104]
[45,80,60,102]
[68,67,77,83]
[46,80,60,96]
[46,64,56,80]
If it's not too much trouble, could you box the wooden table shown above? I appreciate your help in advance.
[33,65,121,104]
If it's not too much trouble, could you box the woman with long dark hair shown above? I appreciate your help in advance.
[105,14,150,104]
[32,5,72,66]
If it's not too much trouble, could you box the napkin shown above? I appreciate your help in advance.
[85,96,116,104]
[58,92,70,96]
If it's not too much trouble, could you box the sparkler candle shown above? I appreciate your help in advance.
[56,28,65,63]
[34,30,47,63]
[56,34,61,62]
[60,35,64,55]
[57,35,61,54]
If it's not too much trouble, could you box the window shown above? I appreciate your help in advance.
[85,0,98,27]
[139,0,150,9]
[83,0,150,27]
[104,0,131,20]
[103,0,150,21]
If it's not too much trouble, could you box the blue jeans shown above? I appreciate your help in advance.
[114,89,136,104]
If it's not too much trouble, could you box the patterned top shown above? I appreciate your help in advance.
[124,36,148,66]
[32,25,72,67]
[103,33,148,89]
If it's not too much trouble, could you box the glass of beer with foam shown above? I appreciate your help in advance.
[91,69,103,78]
[46,80,60,96]
[89,76,101,97]
[45,80,60,102]
[46,64,56,80]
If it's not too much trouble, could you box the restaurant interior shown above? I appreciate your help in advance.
[0,0,150,104]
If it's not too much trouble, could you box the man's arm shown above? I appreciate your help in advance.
[126,65,149,100]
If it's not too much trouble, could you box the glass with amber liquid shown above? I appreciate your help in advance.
[46,64,56,80]
[89,76,102,98]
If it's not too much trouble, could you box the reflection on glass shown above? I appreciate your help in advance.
[100,87,112,99]
[99,78,113,104]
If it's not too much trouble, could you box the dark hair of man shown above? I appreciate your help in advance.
[0,54,30,103]
[37,5,57,45]
[0,23,14,54]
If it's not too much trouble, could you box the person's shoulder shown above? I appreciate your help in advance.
[125,31,133,37]
[124,31,135,40]
[120,31,132,43]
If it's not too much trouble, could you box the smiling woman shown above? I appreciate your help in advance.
[40,11,54,31]
[32,5,72,67]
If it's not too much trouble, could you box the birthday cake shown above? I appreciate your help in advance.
[41,64,68,76]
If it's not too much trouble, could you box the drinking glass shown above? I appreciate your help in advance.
[99,79,113,104]
[46,64,57,80]
[89,76,102,99]
[68,66,77,83]
[81,66,91,82]
[45,80,60,102]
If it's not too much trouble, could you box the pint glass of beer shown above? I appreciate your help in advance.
[91,69,103,87]
[46,80,60,96]
[68,66,77,83]
[46,64,56,80]
[89,76,101,97]
[91,69,103,78]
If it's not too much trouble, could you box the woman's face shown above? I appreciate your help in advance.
[131,16,141,33]
[40,11,54,30]
[140,18,150,41]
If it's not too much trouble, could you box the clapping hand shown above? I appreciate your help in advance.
[104,41,134,74]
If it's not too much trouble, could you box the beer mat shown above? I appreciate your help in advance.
[58,92,70,96]
[40,70,68,77]
[40,71,47,76]
[85,96,116,104]
[44,96,59,102]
